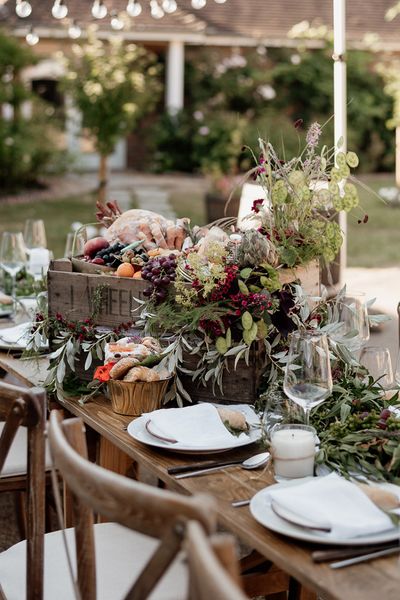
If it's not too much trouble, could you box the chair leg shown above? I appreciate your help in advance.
[15,491,27,539]
[288,577,317,600]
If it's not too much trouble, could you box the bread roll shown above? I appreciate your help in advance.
[110,357,139,380]
[357,483,400,512]
[123,366,161,382]
[216,407,248,432]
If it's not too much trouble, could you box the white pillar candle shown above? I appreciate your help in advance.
[271,425,316,479]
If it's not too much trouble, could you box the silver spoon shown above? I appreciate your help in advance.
[174,452,270,479]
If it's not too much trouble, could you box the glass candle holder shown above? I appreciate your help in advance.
[271,423,316,480]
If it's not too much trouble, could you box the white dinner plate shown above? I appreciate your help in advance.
[127,414,262,454]
[250,479,400,546]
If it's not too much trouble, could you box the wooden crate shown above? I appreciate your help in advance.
[181,340,265,405]
[180,260,320,405]
[47,259,147,327]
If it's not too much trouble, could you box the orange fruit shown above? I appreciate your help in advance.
[116,263,135,277]
[133,270,142,279]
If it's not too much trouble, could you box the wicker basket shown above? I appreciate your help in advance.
[108,378,171,416]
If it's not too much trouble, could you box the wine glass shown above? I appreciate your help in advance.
[0,232,27,314]
[24,219,47,254]
[360,346,394,390]
[283,330,333,425]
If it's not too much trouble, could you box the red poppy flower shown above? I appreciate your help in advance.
[93,362,117,382]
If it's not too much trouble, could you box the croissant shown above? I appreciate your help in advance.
[123,366,161,382]
[141,337,162,353]
[216,407,248,432]
[357,484,400,512]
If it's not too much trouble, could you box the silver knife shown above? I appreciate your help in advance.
[330,545,400,569]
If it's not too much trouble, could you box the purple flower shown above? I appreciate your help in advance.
[306,122,322,147]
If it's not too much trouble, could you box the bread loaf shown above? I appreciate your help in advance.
[216,407,248,432]
[357,483,400,512]
[123,366,161,382]
[110,357,139,380]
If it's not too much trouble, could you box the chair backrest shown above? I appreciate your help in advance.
[0,381,47,600]
[185,520,249,600]
[47,410,217,600]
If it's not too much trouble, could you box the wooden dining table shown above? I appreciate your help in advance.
[1,350,400,600]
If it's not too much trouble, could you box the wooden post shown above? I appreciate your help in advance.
[98,153,108,205]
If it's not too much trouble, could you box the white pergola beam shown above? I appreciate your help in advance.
[165,39,185,115]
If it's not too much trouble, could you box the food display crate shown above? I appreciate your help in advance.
[47,259,147,328]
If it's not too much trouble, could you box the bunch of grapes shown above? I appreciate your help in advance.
[142,254,177,303]
[90,242,125,268]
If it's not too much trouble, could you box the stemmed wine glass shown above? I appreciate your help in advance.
[0,232,27,314]
[24,219,47,254]
[283,330,333,425]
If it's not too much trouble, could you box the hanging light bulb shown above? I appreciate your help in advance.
[91,0,107,19]
[126,0,142,17]
[162,0,177,13]
[51,0,68,19]
[150,1,164,18]
[26,26,39,46]
[68,20,82,39]
[191,0,206,9]
[110,11,124,30]
[15,0,32,18]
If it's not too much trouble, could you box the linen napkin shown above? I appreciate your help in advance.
[144,403,251,447]
[0,322,32,347]
[265,473,395,539]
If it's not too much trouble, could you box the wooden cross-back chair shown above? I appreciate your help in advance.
[1,409,217,600]
[0,381,47,600]
[186,520,249,600]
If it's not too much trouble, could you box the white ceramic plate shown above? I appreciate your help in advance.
[250,479,400,546]
[127,414,262,455]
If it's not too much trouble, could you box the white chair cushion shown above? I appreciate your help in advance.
[0,521,188,600]
[0,423,52,478]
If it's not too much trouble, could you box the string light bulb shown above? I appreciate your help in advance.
[126,0,142,17]
[68,20,82,39]
[162,0,177,13]
[214,0,227,3]
[15,0,32,18]
[110,11,124,30]
[150,0,164,18]
[191,0,206,9]
[51,0,68,19]
[91,0,107,19]
[26,26,39,45]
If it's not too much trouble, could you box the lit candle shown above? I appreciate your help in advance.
[271,424,316,479]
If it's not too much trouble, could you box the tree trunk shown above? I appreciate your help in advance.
[396,126,400,189]
[97,154,108,205]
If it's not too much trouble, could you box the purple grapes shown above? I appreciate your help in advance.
[142,254,177,304]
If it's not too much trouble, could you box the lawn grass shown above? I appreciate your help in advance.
[0,174,398,267]
[0,193,98,259]
[349,174,400,267]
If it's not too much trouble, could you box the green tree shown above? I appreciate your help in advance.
[63,33,161,203]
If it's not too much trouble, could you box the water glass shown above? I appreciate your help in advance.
[283,330,333,425]
[64,232,86,258]
[360,346,394,390]
[335,292,370,348]
[0,232,27,314]
[24,219,47,252]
